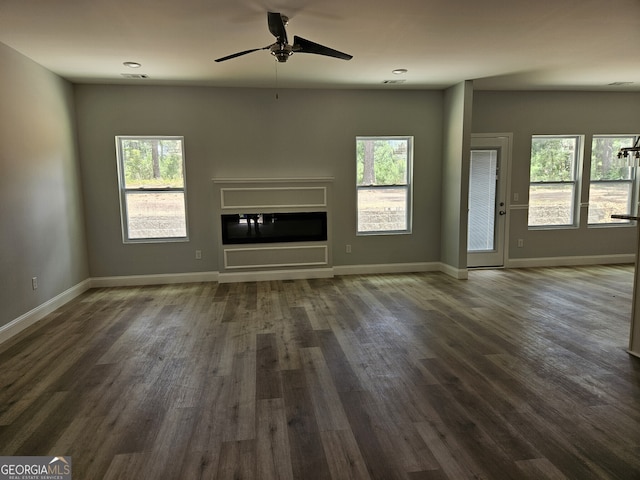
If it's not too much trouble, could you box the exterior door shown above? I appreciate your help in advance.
[467,135,510,267]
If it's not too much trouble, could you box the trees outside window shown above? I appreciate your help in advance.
[356,136,412,234]
[588,135,638,224]
[528,135,582,227]
[116,136,188,242]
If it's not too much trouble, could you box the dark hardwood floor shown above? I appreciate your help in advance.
[1,265,639,479]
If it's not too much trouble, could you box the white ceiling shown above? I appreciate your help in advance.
[1,0,639,91]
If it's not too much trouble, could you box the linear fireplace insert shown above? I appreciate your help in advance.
[221,212,327,245]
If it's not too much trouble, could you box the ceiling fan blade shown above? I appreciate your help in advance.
[215,46,269,63]
[267,12,288,43]
[293,36,352,60]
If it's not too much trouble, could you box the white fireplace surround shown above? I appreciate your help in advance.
[212,177,334,283]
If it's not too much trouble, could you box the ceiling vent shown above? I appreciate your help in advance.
[382,79,406,84]
[121,73,149,79]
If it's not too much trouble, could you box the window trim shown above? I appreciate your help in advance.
[528,134,583,229]
[356,135,413,235]
[115,135,189,244]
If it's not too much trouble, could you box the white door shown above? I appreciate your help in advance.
[467,135,511,268]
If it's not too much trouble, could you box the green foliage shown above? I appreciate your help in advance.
[529,137,577,183]
[357,138,408,185]
[121,139,184,188]
[530,135,636,184]
[590,136,635,181]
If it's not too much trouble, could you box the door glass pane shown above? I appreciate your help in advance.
[468,150,497,252]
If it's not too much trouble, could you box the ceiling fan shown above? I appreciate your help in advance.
[215,12,353,63]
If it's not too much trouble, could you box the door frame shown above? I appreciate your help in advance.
[467,133,513,268]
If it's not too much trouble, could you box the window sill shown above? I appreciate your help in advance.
[357,230,412,236]
[587,222,635,229]
[527,225,579,231]
[123,237,189,245]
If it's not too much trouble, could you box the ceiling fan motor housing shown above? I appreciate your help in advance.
[270,43,293,62]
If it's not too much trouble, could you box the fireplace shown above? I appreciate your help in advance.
[221,212,327,245]
[213,177,333,281]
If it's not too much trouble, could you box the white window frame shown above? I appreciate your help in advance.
[356,136,413,235]
[115,135,189,243]
[588,134,639,226]
[528,134,583,229]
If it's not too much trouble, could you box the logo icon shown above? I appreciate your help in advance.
[0,456,72,479]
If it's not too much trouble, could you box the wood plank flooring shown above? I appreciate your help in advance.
[1,265,639,479]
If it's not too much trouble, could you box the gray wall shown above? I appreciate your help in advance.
[441,81,473,271]
[74,85,444,277]
[473,91,640,259]
[0,42,88,328]
[5,34,640,329]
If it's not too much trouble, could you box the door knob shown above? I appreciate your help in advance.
[499,210,506,215]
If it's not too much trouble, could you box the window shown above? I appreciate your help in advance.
[356,136,413,234]
[116,136,188,242]
[588,135,638,225]
[528,135,582,227]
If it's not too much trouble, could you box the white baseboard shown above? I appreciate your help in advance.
[507,254,634,269]
[334,262,448,277]
[93,262,464,286]
[218,268,334,283]
[4,255,630,346]
[91,271,218,288]
[439,263,469,280]
[94,263,456,285]
[0,279,92,345]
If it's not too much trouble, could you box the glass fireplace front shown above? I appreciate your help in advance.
[221,212,327,245]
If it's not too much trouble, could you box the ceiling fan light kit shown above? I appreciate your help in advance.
[215,12,352,64]
[270,43,293,62]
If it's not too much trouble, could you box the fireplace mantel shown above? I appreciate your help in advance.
[212,177,334,283]
[213,177,334,184]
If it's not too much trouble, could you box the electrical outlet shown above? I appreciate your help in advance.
[346,244,352,254]
[513,192,519,202]
[31,277,38,290]
[195,250,202,259]
[517,239,524,248]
